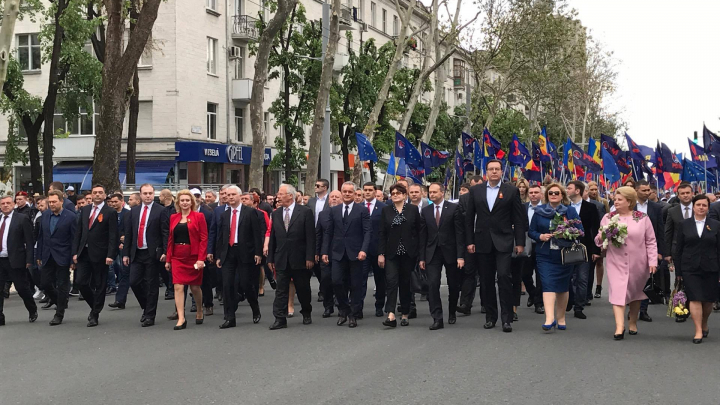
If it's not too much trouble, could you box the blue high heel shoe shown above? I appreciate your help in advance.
[542,320,557,331]
[557,323,567,330]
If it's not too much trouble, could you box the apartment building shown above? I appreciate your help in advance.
[0,0,473,193]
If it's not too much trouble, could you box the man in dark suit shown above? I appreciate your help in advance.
[72,184,118,327]
[108,193,130,309]
[566,181,600,319]
[214,185,263,329]
[207,184,231,302]
[665,182,694,323]
[36,191,77,325]
[48,181,76,213]
[0,195,36,325]
[418,183,464,330]
[361,182,386,317]
[307,178,331,298]
[458,177,483,315]
[316,190,342,318]
[268,184,316,330]
[322,182,371,328]
[124,184,165,327]
[464,160,526,332]
[196,189,216,314]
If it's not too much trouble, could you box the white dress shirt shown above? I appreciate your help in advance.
[681,203,692,219]
[229,204,243,244]
[433,200,444,222]
[138,202,154,249]
[341,202,354,216]
[364,199,376,214]
[695,216,706,238]
[314,194,327,225]
[528,202,540,225]
[89,201,105,225]
[487,183,501,211]
[0,211,13,257]
[570,199,582,216]
[636,200,648,214]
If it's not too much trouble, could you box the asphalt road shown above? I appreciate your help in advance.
[1,279,718,405]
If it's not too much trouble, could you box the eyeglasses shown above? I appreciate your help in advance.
[390,192,404,196]
[315,184,324,188]
[548,191,561,196]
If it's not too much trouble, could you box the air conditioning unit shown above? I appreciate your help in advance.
[228,46,242,59]
[360,22,368,32]
[340,6,352,23]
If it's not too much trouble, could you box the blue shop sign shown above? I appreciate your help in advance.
[175,141,271,165]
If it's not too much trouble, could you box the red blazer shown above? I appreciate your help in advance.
[166,211,208,264]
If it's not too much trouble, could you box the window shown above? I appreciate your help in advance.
[53,100,99,136]
[207,103,217,139]
[393,16,398,36]
[207,37,217,74]
[235,107,244,142]
[382,9,386,33]
[17,34,41,71]
[263,112,270,135]
[206,0,217,11]
[370,2,376,27]
[233,47,245,79]
[358,0,364,22]
[139,33,153,67]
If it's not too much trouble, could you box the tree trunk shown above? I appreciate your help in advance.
[93,0,162,191]
[126,67,139,185]
[421,60,446,144]
[249,0,298,190]
[283,66,292,182]
[338,123,349,175]
[305,0,341,192]
[0,0,21,91]
[23,119,43,194]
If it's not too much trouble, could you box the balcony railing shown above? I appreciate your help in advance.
[232,15,259,41]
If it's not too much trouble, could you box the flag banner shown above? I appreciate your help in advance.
[455,150,465,180]
[406,163,424,183]
[508,134,531,166]
[420,142,450,174]
[547,138,558,159]
[703,124,720,155]
[462,132,475,160]
[601,146,621,185]
[395,132,422,168]
[537,127,551,162]
[473,139,484,171]
[355,132,378,162]
[688,138,714,168]
[587,138,601,164]
[657,142,683,173]
[625,133,646,162]
[483,128,506,159]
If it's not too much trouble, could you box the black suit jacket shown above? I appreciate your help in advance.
[307,196,331,223]
[574,200,601,257]
[674,217,720,276]
[4,212,34,268]
[378,203,423,260]
[268,204,315,271]
[708,201,720,222]
[36,209,76,267]
[161,204,176,256]
[366,200,386,257]
[315,209,331,257]
[418,201,464,264]
[666,204,692,258]
[124,202,165,262]
[73,203,118,262]
[464,182,526,254]
[215,205,262,266]
[645,200,667,257]
[322,202,372,261]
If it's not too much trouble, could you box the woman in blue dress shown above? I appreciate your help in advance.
[529,183,583,331]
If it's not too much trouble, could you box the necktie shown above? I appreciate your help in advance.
[229,209,238,246]
[284,208,290,231]
[138,205,148,248]
[89,206,98,229]
[343,205,349,224]
[367,202,371,213]
[435,205,441,226]
[684,206,690,219]
[0,216,7,249]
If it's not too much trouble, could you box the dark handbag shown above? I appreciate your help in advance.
[561,242,587,265]
[644,274,664,304]
[411,268,429,294]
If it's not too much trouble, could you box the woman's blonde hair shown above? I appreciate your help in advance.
[515,178,530,203]
[544,182,570,205]
[614,186,637,210]
[174,189,197,213]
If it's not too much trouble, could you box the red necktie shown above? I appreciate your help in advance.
[89,206,98,229]
[0,216,7,245]
[229,209,237,246]
[367,202,371,213]
[138,205,148,248]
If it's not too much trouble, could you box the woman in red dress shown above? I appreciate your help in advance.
[166,190,208,330]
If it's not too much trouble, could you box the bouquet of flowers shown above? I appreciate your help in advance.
[667,279,690,319]
[549,213,584,240]
[598,214,628,249]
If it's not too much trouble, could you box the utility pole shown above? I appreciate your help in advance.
[320,2,331,182]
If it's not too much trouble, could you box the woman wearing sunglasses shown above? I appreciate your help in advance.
[529,183,583,332]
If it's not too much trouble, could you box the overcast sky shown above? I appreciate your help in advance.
[567,1,719,155]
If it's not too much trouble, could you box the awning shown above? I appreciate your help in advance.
[119,160,175,186]
[52,163,93,190]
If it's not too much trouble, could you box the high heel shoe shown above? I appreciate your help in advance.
[557,322,566,331]
[541,320,556,331]
[702,329,709,338]
[693,338,703,344]
[613,329,625,340]
[628,329,638,335]
[196,316,204,325]
[174,320,187,330]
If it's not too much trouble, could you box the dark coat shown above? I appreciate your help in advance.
[215,205,262,266]
[3,212,34,268]
[123,202,165,262]
[36,209,77,267]
[674,217,720,276]
[464,182,527,254]
[378,203,423,260]
[322,202,372,261]
[73,203,118,262]
[268,204,315,271]
[575,200,601,257]
[418,201,464,264]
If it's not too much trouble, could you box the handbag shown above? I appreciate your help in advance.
[561,242,587,265]
[410,268,429,294]
[643,274,664,304]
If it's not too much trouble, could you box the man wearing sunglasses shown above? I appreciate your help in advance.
[308,179,331,301]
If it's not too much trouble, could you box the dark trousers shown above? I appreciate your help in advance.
[571,259,591,312]
[384,255,414,315]
[129,249,160,320]
[0,258,37,317]
[114,253,131,304]
[426,251,460,321]
[320,262,335,311]
[332,255,365,318]
[520,250,543,307]
[41,257,70,317]
[201,261,216,308]
[460,251,479,308]
[221,246,259,321]
[367,255,385,312]
[511,257,523,307]
[75,251,109,315]
[479,244,513,325]
[272,265,312,320]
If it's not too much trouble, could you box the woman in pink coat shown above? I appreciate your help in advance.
[595,186,657,340]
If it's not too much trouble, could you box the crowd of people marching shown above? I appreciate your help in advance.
[1,159,718,343]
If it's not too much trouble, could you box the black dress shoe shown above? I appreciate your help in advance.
[526,297,534,307]
[639,311,652,322]
[141,319,155,327]
[140,315,147,323]
[253,313,261,324]
[108,301,125,309]
[167,312,179,321]
[456,305,471,315]
[29,311,38,323]
[382,317,397,327]
[480,306,486,314]
[87,317,98,327]
[41,301,54,310]
[317,292,324,302]
[400,318,409,326]
[49,315,63,326]
[375,308,384,317]
[408,309,417,319]
[174,320,187,330]
[483,321,496,329]
[39,296,49,304]
[429,319,444,330]
[337,316,348,326]
[502,323,512,332]
[269,279,277,290]
[269,319,287,330]
[303,315,312,325]
[348,317,357,328]
[219,320,236,329]
[574,310,587,319]
[322,308,334,318]
[513,312,519,321]
[356,313,363,320]
[585,301,592,306]
[190,304,197,313]
[535,306,545,314]
[448,314,456,324]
